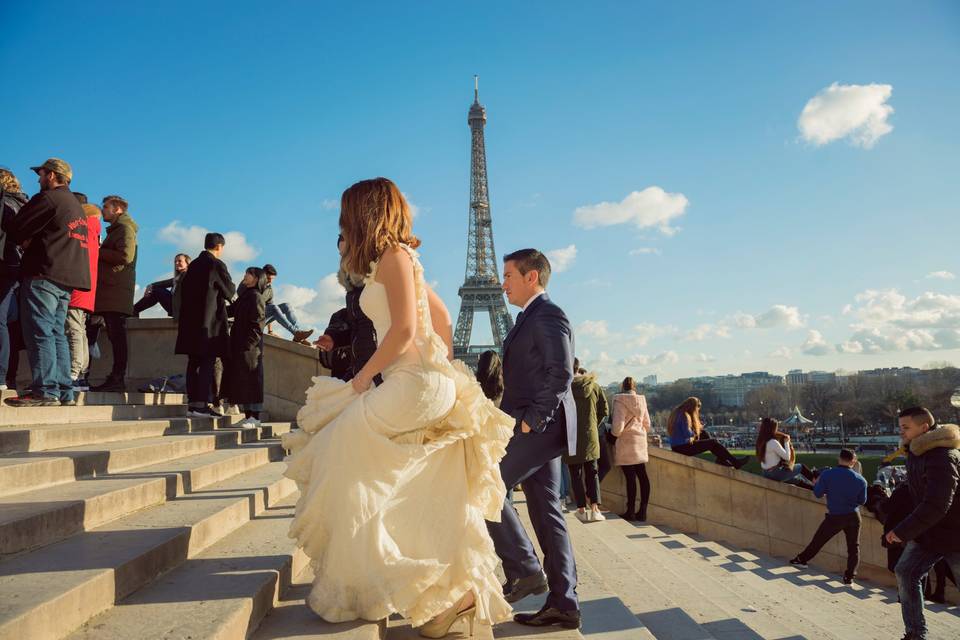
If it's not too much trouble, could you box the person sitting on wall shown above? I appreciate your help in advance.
[756,417,816,489]
[667,396,748,469]
[134,253,191,319]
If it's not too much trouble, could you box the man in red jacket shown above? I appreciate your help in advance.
[66,194,101,390]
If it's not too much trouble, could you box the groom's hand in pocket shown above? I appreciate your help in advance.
[521,420,531,433]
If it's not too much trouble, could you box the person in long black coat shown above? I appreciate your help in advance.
[175,234,234,416]
[227,267,266,425]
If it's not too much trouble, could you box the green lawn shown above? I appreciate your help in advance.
[697,449,888,484]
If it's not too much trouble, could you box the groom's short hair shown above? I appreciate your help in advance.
[503,248,551,288]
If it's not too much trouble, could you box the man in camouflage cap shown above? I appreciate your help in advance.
[4,158,91,407]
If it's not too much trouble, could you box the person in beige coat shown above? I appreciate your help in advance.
[611,377,652,521]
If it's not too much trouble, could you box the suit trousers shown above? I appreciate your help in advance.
[486,412,579,612]
[185,354,216,406]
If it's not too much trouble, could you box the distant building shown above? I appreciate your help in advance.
[712,371,785,407]
[809,370,838,384]
[857,366,923,380]
[643,374,658,387]
[786,369,808,386]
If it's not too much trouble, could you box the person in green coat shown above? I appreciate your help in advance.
[564,358,609,523]
[90,195,138,392]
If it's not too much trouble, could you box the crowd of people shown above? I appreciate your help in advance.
[0,158,315,419]
[2,164,957,638]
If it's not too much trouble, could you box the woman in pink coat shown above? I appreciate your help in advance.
[611,377,652,521]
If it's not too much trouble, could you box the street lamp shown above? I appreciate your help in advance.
[839,411,845,447]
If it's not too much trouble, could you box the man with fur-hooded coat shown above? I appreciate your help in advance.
[886,406,960,640]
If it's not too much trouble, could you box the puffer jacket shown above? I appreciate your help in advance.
[563,373,608,465]
[612,391,651,465]
[893,424,960,552]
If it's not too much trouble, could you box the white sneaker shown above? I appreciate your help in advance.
[590,509,606,522]
[575,510,590,523]
[0,384,7,391]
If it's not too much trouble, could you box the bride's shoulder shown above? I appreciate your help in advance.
[373,245,417,281]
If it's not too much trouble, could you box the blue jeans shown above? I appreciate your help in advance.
[895,541,960,638]
[265,302,302,336]
[0,274,19,381]
[21,278,73,401]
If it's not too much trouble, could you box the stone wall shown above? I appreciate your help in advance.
[17,318,326,421]
[601,445,909,591]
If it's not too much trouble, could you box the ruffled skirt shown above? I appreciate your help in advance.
[283,360,514,626]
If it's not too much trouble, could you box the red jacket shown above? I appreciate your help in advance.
[70,206,101,311]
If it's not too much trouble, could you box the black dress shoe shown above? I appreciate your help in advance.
[502,571,548,603]
[514,605,581,629]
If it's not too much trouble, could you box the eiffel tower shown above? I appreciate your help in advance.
[453,77,514,368]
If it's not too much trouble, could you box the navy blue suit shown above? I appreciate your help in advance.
[486,292,579,611]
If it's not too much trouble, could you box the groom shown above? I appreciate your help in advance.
[487,248,580,629]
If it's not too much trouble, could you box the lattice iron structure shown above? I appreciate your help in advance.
[453,77,514,368]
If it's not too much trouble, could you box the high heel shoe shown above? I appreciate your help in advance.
[418,604,476,638]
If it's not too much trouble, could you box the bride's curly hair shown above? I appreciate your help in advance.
[339,177,420,276]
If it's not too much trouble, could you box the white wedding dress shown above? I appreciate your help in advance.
[282,245,514,627]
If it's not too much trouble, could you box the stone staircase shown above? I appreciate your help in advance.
[1,392,957,640]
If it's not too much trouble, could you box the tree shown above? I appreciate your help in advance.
[802,381,840,433]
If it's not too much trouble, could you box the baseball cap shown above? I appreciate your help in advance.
[30,158,73,182]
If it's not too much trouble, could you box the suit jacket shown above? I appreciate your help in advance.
[500,292,577,456]
[175,250,235,357]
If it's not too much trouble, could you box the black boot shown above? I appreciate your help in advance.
[637,505,648,522]
[91,375,125,393]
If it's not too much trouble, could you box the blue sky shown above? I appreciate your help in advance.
[3,1,959,383]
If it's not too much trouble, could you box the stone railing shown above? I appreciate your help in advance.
[15,318,327,421]
[601,445,913,592]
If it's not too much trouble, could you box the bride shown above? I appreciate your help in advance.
[283,178,514,637]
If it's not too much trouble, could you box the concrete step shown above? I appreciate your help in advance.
[0,389,186,406]
[508,498,658,640]
[0,415,292,455]
[0,402,186,426]
[253,566,386,640]
[561,512,719,640]
[0,461,296,640]
[63,492,306,640]
[0,430,249,497]
[658,525,960,639]
[0,415,232,454]
[584,515,843,640]
[0,440,286,557]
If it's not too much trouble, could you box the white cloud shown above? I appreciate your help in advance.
[755,305,805,329]
[926,270,956,281]
[320,198,339,211]
[158,221,259,267]
[573,186,689,235]
[733,305,805,330]
[801,330,833,356]
[835,288,960,354]
[629,322,674,347]
[695,353,716,363]
[272,273,346,329]
[629,247,662,256]
[546,244,577,273]
[577,319,610,340]
[401,192,421,218]
[683,323,731,342]
[653,350,680,365]
[798,82,894,148]
[769,346,793,359]
[618,354,650,366]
